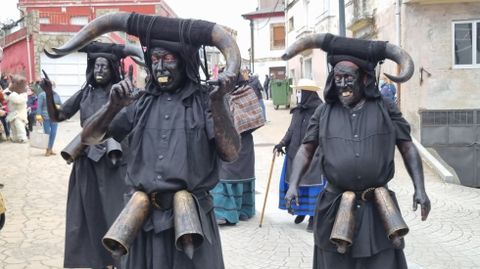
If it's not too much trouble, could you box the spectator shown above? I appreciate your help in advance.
[5,74,28,143]
[212,70,265,225]
[244,69,267,121]
[26,86,38,135]
[36,81,62,156]
[379,76,397,103]
[263,74,271,100]
[274,78,326,232]
[0,87,10,141]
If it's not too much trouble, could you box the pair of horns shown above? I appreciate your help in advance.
[45,41,146,67]
[44,12,240,77]
[282,33,414,83]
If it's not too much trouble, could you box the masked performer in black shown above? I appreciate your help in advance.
[41,41,144,269]
[48,13,241,268]
[283,34,431,269]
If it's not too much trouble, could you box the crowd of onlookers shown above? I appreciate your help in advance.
[0,74,60,156]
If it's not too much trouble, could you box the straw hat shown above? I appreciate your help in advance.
[290,78,321,91]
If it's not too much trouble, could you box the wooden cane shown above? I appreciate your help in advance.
[259,152,276,227]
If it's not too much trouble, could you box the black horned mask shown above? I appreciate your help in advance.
[44,12,241,88]
[282,33,414,104]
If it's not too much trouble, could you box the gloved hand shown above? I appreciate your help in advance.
[273,142,285,155]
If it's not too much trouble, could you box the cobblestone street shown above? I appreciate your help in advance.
[1,100,479,269]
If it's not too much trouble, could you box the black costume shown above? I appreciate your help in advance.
[281,91,323,186]
[278,91,325,219]
[60,43,130,268]
[55,12,242,269]
[109,81,224,268]
[99,14,236,269]
[281,33,419,269]
[305,98,410,269]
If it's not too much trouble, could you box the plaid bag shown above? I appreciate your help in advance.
[229,85,265,134]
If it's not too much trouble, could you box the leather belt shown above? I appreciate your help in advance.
[149,190,209,211]
[149,192,175,211]
[325,183,386,201]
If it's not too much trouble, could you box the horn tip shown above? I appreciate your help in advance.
[281,53,289,61]
[43,48,62,59]
[51,47,66,54]
[384,73,406,84]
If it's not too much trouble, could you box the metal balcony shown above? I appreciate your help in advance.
[346,0,376,38]
[404,0,478,4]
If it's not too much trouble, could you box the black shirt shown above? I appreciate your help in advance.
[303,98,411,191]
[109,83,218,194]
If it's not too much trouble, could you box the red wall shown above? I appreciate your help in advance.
[2,1,174,81]
[1,37,35,82]
[28,4,158,25]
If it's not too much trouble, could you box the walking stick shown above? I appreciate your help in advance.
[259,152,276,227]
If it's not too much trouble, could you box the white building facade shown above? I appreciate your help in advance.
[285,0,339,99]
[242,0,287,82]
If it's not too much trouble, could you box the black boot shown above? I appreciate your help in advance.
[294,215,305,224]
[306,216,314,233]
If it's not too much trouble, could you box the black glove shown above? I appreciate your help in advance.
[273,143,286,155]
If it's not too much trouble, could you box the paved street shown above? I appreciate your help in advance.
[1,99,480,269]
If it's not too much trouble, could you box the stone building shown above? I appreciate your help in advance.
[347,0,480,187]
[0,0,176,100]
[284,0,480,187]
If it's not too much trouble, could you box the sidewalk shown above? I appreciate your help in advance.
[0,100,479,268]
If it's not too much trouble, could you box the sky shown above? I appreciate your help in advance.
[164,0,258,56]
[0,0,258,56]
[0,0,20,23]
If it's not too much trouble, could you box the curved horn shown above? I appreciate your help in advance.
[43,48,66,59]
[45,12,240,76]
[130,56,146,67]
[281,34,327,61]
[383,43,414,83]
[210,25,241,77]
[282,33,415,83]
[123,44,146,67]
[50,12,130,56]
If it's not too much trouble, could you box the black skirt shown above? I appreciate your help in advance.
[121,205,225,269]
[63,154,128,268]
[312,188,407,269]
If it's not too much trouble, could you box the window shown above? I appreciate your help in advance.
[39,17,50,24]
[453,20,480,68]
[70,16,88,26]
[271,24,285,50]
[303,58,312,79]
[288,17,294,32]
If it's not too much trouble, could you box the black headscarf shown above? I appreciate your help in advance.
[323,55,381,104]
[129,13,205,95]
[79,42,124,89]
[317,33,387,104]
[292,90,322,113]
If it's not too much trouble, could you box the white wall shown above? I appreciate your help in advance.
[253,16,287,59]
[285,0,338,92]
[251,14,286,82]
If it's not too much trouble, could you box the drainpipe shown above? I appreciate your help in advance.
[26,25,33,81]
[395,0,402,109]
[249,19,255,73]
[338,0,346,36]
[284,4,288,79]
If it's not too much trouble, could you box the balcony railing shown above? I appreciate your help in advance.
[404,0,477,4]
[39,12,91,25]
